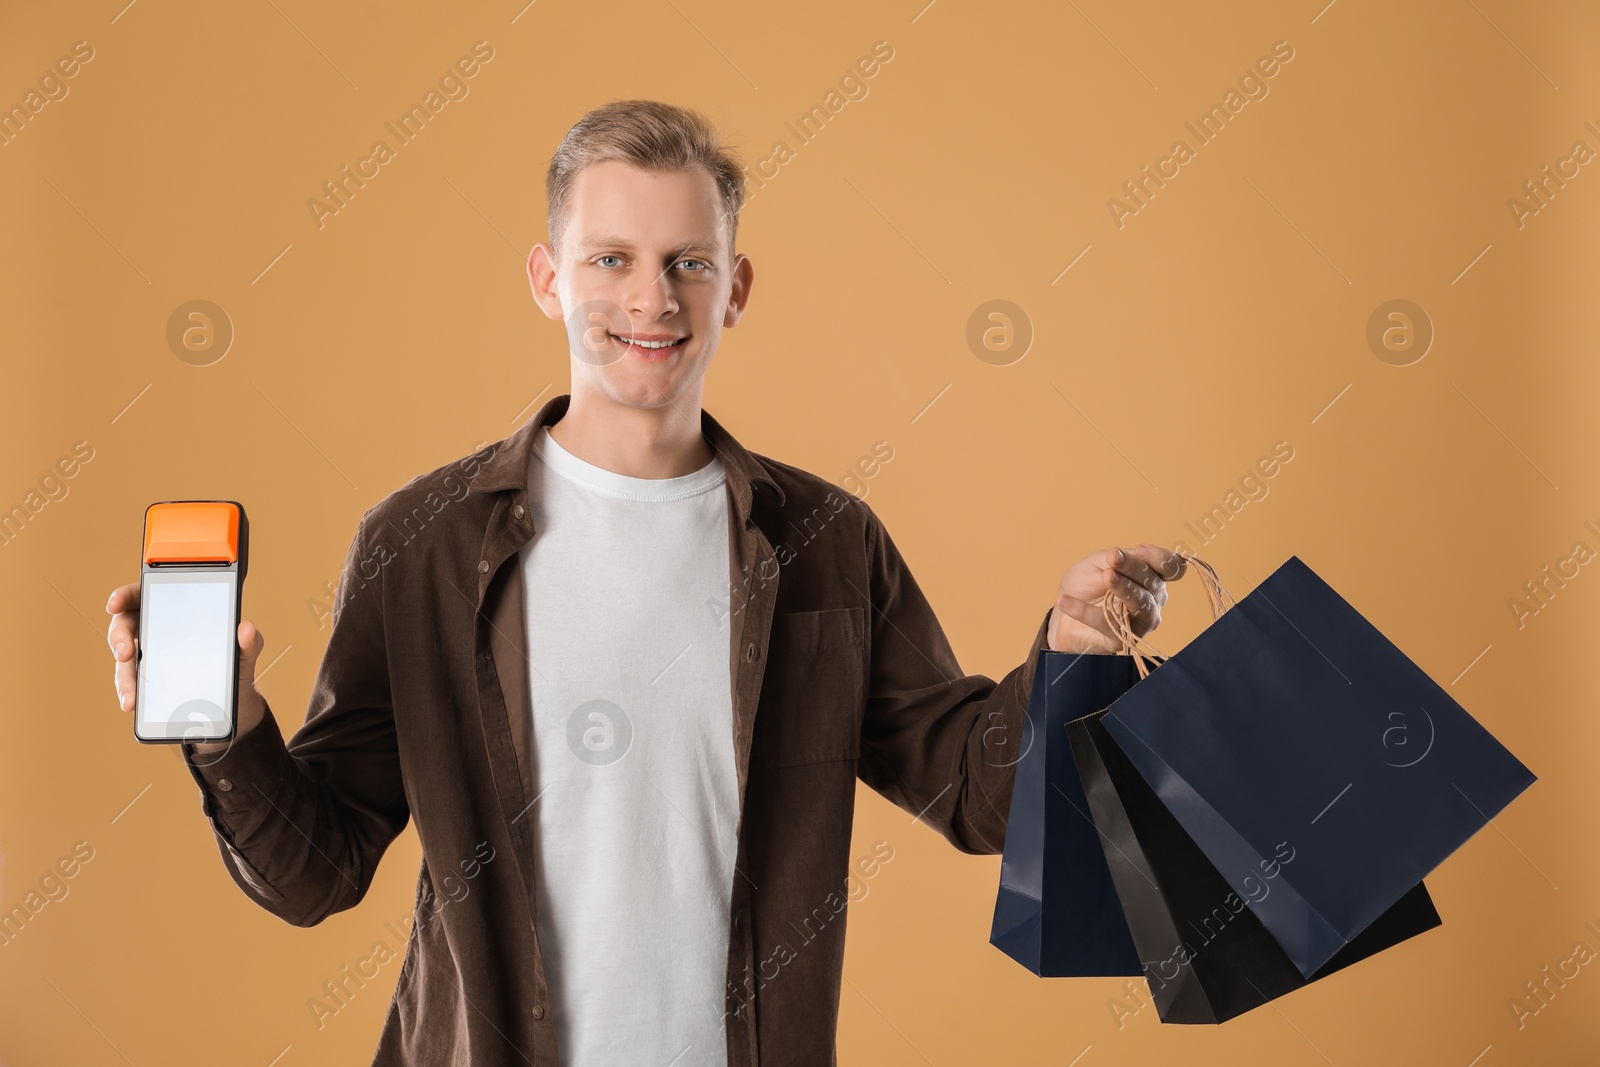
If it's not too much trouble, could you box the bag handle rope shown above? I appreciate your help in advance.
[1101,550,1235,680]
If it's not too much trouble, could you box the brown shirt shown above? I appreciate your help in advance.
[182,392,1054,1066]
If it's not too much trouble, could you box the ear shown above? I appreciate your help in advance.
[723,252,754,329]
[527,243,563,321]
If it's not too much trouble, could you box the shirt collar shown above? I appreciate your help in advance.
[469,392,786,521]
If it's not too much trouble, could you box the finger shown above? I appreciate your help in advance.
[238,620,264,681]
[107,582,141,711]
[1105,547,1165,595]
[105,583,140,657]
[1053,593,1125,652]
[107,617,137,660]
[1127,545,1172,607]
[1109,580,1163,639]
[1107,550,1171,607]
[1131,543,1187,581]
[1062,575,1156,632]
[105,582,140,615]
[1108,572,1159,620]
[115,638,138,711]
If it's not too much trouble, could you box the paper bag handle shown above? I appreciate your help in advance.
[1103,549,1235,680]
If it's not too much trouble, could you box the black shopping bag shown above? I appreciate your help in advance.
[990,648,1144,976]
[1069,707,1443,1024]
[1099,554,1537,978]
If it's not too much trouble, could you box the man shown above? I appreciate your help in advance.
[105,99,1186,1065]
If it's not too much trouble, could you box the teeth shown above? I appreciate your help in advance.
[614,335,680,349]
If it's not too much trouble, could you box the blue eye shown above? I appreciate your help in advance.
[677,258,706,271]
[597,255,622,268]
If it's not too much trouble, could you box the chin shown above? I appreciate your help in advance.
[593,364,701,411]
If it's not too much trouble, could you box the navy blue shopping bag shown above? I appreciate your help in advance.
[1099,554,1537,978]
[990,647,1143,976]
[1067,707,1441,1024]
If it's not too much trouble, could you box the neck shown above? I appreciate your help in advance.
[547,386,715,479]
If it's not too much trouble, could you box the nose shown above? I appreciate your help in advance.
[625,263,680,321]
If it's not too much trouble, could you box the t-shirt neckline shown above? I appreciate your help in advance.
[532,425,726,502]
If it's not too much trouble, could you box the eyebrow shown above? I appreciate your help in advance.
[576,235,720,257]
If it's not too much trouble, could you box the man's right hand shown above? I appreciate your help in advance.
[105,582,269,753]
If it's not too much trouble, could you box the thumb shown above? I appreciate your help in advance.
[238,620,265,686]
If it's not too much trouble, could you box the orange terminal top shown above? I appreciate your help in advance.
[143,502,240,564]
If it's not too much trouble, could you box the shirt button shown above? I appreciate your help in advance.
[217,778,233,792]
[478,559,490,574]
[514,504,525,519]
[532,1004,545,1020]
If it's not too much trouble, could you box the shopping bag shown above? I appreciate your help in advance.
[1067,706,1443,1023]
[1098,553,1536,978]
[990,647,1144,976]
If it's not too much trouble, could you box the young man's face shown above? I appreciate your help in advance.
[528,159,752,413]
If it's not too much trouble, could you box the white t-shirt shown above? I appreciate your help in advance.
[517,424,738,1065]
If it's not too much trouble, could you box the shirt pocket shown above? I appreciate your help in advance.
[752,607,867,767]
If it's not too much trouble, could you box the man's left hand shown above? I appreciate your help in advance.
[1047,544,1187,654]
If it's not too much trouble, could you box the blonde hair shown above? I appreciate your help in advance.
[545,99,746,262]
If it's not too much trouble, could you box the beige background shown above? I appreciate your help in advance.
[2,0,1598,1063]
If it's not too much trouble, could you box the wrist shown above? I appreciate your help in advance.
[188,694,266,753]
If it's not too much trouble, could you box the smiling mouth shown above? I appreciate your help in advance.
[609,333,688,354]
